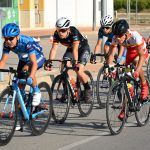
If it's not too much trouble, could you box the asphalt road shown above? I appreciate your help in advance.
[1,30,150,150]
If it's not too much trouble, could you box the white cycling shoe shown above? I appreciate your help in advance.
[32,92,41,106]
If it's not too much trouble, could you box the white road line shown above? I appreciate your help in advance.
[56,131,107,150]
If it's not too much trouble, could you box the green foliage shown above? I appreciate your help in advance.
[114,0,150,11]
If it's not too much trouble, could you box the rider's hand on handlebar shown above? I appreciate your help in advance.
[90,53,96,64]
[44,60,52,71]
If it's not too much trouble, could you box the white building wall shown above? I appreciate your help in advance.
[43,0,102,29]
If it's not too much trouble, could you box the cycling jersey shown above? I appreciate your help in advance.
[98,27,114,45]
[111,29,148,64]
[3,35,44,62]
[53,26,88,49]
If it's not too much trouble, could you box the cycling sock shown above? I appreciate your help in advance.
[33,86,40,93]
[83,82,91,90]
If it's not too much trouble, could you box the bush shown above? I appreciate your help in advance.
[114,0,150,11]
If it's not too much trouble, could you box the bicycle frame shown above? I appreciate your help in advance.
[2,77,46,120]
[118,69,140,108]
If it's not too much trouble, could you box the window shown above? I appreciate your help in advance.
[0,0,12,7]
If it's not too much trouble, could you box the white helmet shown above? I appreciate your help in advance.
[100,15,113,27]
[55,17,71,29]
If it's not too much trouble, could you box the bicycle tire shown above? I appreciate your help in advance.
[0,87,18,146]
[51,75,71,124]
[147,58,150,81]
[78,70,94,117]
[135,79,150,127]
[106,80,127,135]
[96,67,110,109]
[29,82,52,135]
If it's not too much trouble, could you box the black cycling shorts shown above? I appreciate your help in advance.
[63,45,90,65]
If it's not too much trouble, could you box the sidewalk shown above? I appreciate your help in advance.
[20,25,150,38]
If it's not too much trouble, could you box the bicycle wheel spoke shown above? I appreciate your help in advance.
[78,71,94,117]
[52,75,70,124]
[0,87,17,146]
[30,82,52,135]
[106,81,126,135]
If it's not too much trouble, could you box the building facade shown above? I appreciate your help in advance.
[0,0,19,26]
[19,0,105,29]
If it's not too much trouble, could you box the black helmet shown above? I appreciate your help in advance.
[112,19,129,36]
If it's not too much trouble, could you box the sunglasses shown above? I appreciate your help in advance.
[102,27,110,30]
[57,29,68,33]
[4,37,15,41]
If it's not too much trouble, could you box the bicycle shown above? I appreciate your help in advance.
[106,64,150,135]
[146,44,150,81]
[0,67,52,146]
[91,53,117,109]
[51,59,94,124]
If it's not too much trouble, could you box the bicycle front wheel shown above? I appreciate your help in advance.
[78,70,94,117]
[96,67,110,109]
[0,87,18,146]
[106,81,127,135]
[135,79,150,127]
[52,75,71,124]
[30,82,52,136]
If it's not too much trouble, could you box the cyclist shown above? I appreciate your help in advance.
[44,17,92,102]
[90,15,114,63]
[147,36,150,45]
[0,23,45,106]
[108,19,149,119]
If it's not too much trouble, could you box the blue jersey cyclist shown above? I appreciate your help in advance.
[90,15,114,63]
[45,17,92,102]
[0,23,46,106]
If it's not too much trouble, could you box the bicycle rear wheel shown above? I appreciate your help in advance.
[52,75,71,124]
[0,87,18,146]
[147,58,150,81]
[30,82,52,135]
[78,71,94,117]
[106,81,127,135]
[96,67,110,108]
[135,79,150,127]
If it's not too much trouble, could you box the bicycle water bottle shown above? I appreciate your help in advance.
[127,83,134,98]
[70,78,78,98]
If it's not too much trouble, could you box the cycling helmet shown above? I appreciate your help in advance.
[100,15,113,27]
[112,19,129,36]
[2,23,20,37]
[55,17,71,29]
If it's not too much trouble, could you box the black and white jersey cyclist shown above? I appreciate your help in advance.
[45,17,92,102]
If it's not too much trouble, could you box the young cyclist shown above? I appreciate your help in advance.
[108,19,149,119]
[0,23,46,106]
[90,15,114,63]
[44,17,92,102]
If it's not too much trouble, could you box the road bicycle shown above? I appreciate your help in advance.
[0,67,52,146]
[51,59,94,124]
[106,64,150,135]
[146,44,150,81]
[91,53,118,109]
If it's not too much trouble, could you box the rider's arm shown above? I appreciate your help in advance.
[118,45,125,58]
[49,43,59,60]
[72,41,80,63]
[94,39,102,54]
[107,45,117,65]
[0,54,9,69]
[136,46,145,73]
[29,53,38,79]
